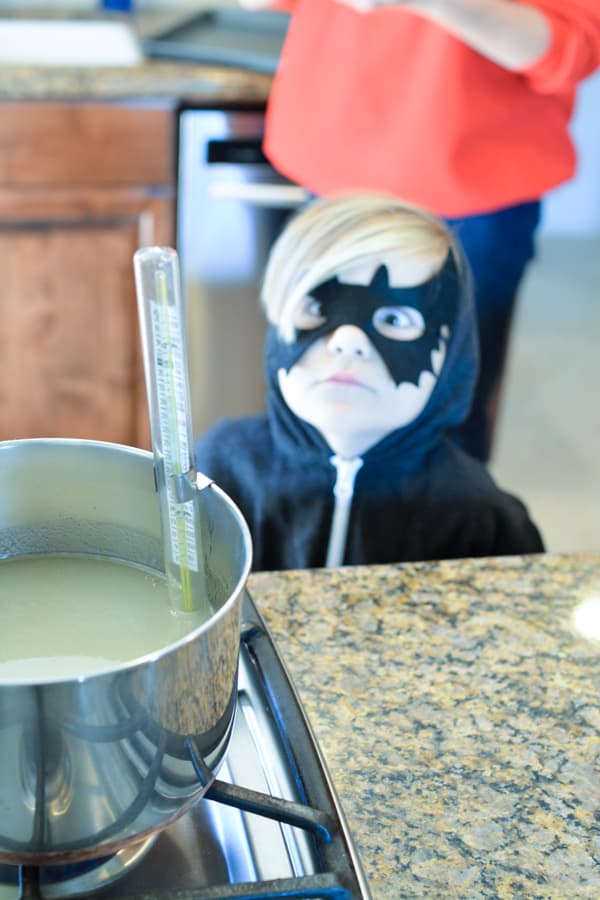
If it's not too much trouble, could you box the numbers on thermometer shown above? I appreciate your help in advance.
[150,299,198,572]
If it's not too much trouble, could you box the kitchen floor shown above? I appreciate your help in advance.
[490,234,600,553]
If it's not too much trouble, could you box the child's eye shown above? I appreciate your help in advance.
[294,295,326,330]
[372,306,425,341]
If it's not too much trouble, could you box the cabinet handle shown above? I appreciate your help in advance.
[208,181,310,209]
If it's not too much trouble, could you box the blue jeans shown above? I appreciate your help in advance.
[446,201,542,462]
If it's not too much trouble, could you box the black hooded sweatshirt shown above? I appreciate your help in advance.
[195,263,543,572]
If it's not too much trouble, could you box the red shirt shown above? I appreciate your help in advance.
[264,0,600,216]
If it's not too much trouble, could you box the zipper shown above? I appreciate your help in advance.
[325,455,364,567]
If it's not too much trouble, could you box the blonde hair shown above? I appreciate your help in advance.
[262,192,463,342]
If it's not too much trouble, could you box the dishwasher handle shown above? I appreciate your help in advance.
[208,180,311,209]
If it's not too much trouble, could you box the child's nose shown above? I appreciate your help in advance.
[327,325,372,360]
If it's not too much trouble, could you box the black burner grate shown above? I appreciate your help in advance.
[19,866,350,899]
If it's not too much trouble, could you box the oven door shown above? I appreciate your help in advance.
[177,108,308,438]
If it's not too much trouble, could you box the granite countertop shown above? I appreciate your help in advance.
[248,553,600,899]
[0,8,273,103]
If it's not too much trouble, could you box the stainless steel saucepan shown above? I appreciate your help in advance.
[0,438,252,864]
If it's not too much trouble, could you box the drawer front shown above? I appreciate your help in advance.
[0,101,175,187]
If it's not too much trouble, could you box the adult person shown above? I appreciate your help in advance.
[195,193,544,571]
[239,0,600,461]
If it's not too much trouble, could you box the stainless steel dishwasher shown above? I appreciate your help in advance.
[177,107,308,438]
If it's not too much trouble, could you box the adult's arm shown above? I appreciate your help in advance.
[403,0,551,69]
[406,0,600,89]
[341,0,600,90]
[339,0,551,69]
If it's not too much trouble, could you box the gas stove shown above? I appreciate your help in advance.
[0,592,370,899]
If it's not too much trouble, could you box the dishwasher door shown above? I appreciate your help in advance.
[177,108,308,438]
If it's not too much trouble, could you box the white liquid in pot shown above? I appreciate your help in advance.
[0,554,208,683]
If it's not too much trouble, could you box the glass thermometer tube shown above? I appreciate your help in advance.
[134,246,210,618]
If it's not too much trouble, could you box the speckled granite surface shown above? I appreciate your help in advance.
[0,60,271,103]
[248,554,600,899]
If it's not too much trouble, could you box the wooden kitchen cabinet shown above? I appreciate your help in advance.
[0,101,176,449]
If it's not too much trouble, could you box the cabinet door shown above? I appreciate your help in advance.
[0,187,173,448]
[0,101,175,448]
[0,102,174,187]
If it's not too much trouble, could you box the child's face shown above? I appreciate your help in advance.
[276,251,457,457]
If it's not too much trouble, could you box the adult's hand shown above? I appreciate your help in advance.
[238,0,276,9]
[332,0,551,71]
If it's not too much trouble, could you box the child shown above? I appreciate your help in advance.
[195,193,544,571]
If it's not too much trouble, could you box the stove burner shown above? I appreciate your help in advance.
[0,836,156,899]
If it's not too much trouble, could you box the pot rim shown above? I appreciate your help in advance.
[0,437,253,688]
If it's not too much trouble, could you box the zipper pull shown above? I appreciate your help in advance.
[325,455,364,568]
[331,455,364,499]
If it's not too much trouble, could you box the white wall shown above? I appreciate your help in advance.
[541,68,600,237]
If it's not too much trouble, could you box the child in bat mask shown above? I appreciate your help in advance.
[195,193,544,571]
